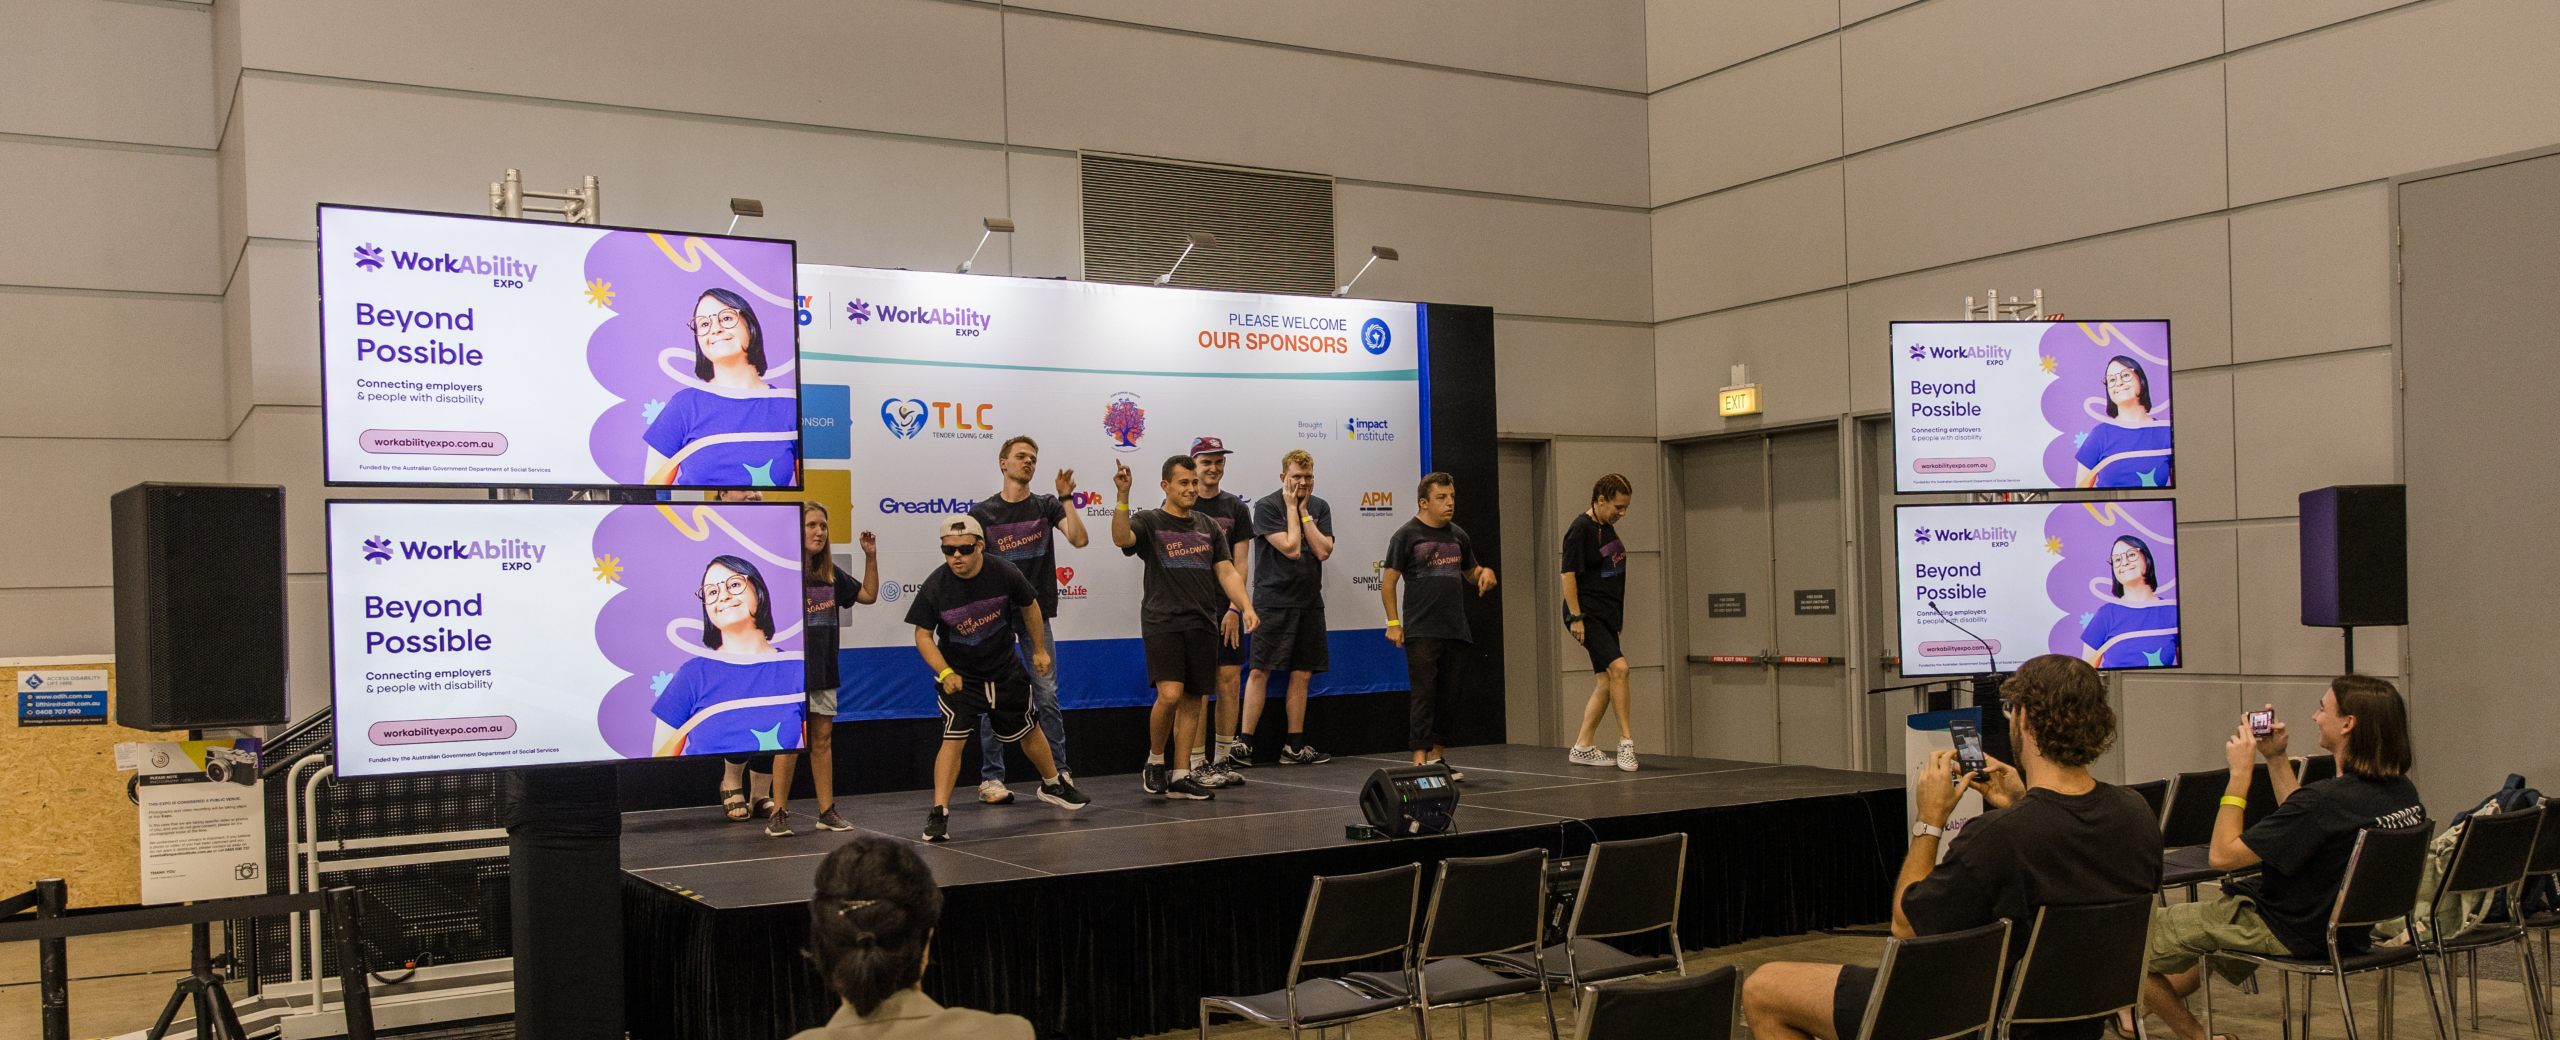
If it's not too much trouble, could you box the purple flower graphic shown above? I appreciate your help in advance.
[1912,529,1932,544]
[363,535,393,563]
[845,299,873,324]
[1907,344,1926,360]
[354,244,384,271]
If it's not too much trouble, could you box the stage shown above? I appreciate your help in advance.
[621,744,1905,1040]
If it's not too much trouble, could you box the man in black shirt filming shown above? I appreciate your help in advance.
[2138,675,2425,1040]
[1744,655,2161,1040]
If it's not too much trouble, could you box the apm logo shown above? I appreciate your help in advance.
[363,535,394,563]
[846,299,874,325]
[1360,318,1392,356]
[354,244,385,271]
[1359,491,1395,517]
[881,398,927,440]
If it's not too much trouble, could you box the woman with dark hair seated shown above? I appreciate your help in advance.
[795,836,1032,1039]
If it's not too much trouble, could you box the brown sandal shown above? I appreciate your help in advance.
[721,787,750,822]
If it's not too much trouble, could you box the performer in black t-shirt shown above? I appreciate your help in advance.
[2138,675,2426,1040]
[760,501,877,837]
[1112,455,1258,801]
[1186,436,1257,786]
[965,435,1091,806]
[908,516,1088,843]
[1239,448,1336,767]
[1382,472,1497,779]
[1743,655,2161,1040]
[1563,473,1639,772]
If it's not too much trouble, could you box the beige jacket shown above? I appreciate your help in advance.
[787,990,1034,1040]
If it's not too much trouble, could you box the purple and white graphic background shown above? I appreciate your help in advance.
[581,232,797,485]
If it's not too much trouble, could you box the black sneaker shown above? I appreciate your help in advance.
[1037,777,1090,810]
[1431,759,1466,783]
[1163,773,1216,800]
[1191,762,1243,788]
[765,809,796,838]
[1223,738,1254,768]
[1281,744,1332,766]
[922,806,949,843]
[1141,762,1168,795]
[813,807,852,832]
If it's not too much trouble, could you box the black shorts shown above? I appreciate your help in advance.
[1833,964,1876,1040]
[1251,606,1330,674]
[1143,628,1220,694]
[1218,626,1250,669]
[1582,619,1625,673]
[938,670,1034,742]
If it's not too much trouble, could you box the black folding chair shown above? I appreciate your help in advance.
[2201,826,2446,1040]
[2128,779,2170,822]
[1483,833,1687,1011]
[1346,849,1560,1040]
[1575,964,1736,1040]
[1201,863,1421,1039]
[1999,898,2156,1040]
[2521,812,2560,1040]
[2420,805,2548,1040]
[2299,755,2339,785]
[2158,769,2235,903]
[1847,920,2012,1040]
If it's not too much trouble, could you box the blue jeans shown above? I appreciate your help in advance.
[981,623,1067,782]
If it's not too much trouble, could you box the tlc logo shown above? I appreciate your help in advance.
[928,401,994,431]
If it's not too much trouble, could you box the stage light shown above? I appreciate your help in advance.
[724,198,764,236]
[1154,231,1219,286]
[957,216,1018,274]
[1333,245,1400,298]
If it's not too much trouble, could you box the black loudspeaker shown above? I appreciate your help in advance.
[112,483,290,729]
[2299,484,2407,628]
[1358,763,1460,837]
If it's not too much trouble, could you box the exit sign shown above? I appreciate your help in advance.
[1718,384,1762,417]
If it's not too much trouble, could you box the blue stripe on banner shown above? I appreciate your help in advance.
[830,629,1415,721]
[1416,302,1433,471]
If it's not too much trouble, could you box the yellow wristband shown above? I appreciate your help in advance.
[935,668,954,681]
[1385,619,1401,627]
[2220,795,2247,810]
[1115,502,1129,511]
[1302,515,1315,523]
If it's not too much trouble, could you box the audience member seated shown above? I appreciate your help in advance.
[794,835,1034,1040]
[2137,675,2425,1040]
[1743,654,2163,1040]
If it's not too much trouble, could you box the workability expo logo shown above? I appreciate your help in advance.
[363,535,394,563]
[354,244,385,271]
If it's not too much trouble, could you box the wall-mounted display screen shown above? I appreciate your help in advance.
[1892,320,2173,493]
[1895,499,2181,676]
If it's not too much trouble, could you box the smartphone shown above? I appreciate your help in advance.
[2247,709,2275,737]
[1949,718,1987,779]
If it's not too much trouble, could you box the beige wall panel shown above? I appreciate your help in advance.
[232,239,318,412]
[1494,320,1657,439]
[1552,439,1668,553]
[1649,38,1842,204]
[1006,15,1647,206]
[2225,0,2426,53]
[233,0,1005,142]
[1337,185,1650,323]
[1014,0,1649,91]
[0,439,228,590]
[0,588,116,660]
[2226,0,2560,205]
[2118,677,2244,781]
[1842,0,1926,23]
[2174,369,2238,523]
[0,138,218,295]
[2230,185,2393,364]
[0,0,215,148]
[1646,0,1837,91]
[0,288,224,440]
[1555,554,1666,669]
[1846,216,2233,413]
[1657,291,1850,439]
[2235,522,2403,677]
[1004,151,1083,280]
[1842,0,2220,153]
[2231,349,2398,518]
[1653,165,1845,319]
[1844,66,2226,281]
[2174,524,2241,674]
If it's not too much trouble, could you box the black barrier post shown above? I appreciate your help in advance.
[503,764,623,1040]
[36,878,68,1040]
[323,887,377,1040]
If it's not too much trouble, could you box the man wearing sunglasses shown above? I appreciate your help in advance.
[909,516,1089,842]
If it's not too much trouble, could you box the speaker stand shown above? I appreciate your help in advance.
[2343,627,2357,674]
[146,921,247,1040]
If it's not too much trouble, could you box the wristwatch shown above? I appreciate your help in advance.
[1911,820,1946,839]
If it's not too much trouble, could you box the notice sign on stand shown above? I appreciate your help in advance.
[120,740,266,904]
[16,667,108,726]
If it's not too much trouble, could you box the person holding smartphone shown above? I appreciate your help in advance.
[1745,655,2161,1040]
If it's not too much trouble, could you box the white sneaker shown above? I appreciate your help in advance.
[1616,741,1639,772]
[977,779,1016,805]
[1568,745,1611,767]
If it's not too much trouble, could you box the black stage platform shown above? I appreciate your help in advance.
[622,744,1905,1040]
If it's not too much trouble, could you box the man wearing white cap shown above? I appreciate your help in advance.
[909,515,1089,842]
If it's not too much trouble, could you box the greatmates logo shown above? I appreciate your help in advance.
[881,398,927,440]
[1345,417,1396,443]
[1361,317,1392,355]
[845,298,992,337]
[1104,392,1146,452]
[878,495,978,515]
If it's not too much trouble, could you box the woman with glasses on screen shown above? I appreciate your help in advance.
[2081,535,2179,669]
[652,555,807,771]
[2073,354,2174,489]
[642,288,799,487]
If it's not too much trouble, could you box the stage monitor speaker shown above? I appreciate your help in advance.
[112,482,289,729]
[1358,763,1459,837]
[2299,484,2407,628]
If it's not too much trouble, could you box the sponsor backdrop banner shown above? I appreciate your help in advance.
[319,205,800,489]
[795,266,1428,718]
[1892,320,2174,493]
[326,501,807,777]
[1895,500,2181,677]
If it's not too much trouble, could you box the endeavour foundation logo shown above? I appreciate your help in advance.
[1345,417,1396,443]
[846,299,874,325]
[354,244,385,271]
[363,535,394,563]
[1360,318,1392,356]
[881,398,928,440]
[1104,392,1147,452]
[1069,490,1113,517]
